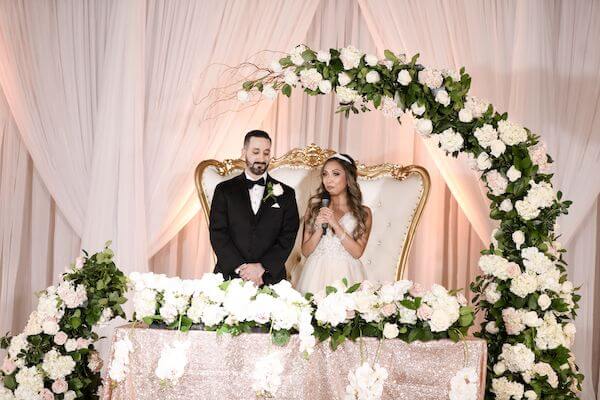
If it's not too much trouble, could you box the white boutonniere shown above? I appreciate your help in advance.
[263,182,283,207]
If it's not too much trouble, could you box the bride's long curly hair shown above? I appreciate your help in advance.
[305,154,368,240]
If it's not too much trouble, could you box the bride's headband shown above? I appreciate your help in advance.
[331,153,354,165]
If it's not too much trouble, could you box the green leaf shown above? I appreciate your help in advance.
[346,283,361,293]
[459,313,474,327]
[282,84,292,97]
[330,330,346,350]
[242,81,253,91]
[3,374,16,390]
[272,329,291,346]
[325,286,338,295]
[384,49,398,63]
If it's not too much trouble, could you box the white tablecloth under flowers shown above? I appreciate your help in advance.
[102,325,486,400]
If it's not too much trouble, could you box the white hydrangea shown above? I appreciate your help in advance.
[438,128,464,153]
[474,124,498,148]
[155,340,190,385]
[515,199,541,220]
[340,46,363,70]
[252,352,284,398]
[380,96,403,118]
[299,68,323,91]
[261,84,277,100]
[41,349,76,380]
[531,362,559,388]
[502,308,526,335]
[510,272,538,298]
[345,362,388,400]
[8,334,29,359]
[478,254,511,280]
[449,367,478,400]
[422,284,460,332]
[336,87,361,104]
[498,120,528,146]
[315,292,351,327]
[526,181,555,209]
[485,170,508,196]
[418,68,443,89]
[14,366,44,399]
[499,343,535,372]
[528,142,552,173]
[464,96,490,118]
[283,70,298,86]
[491,377,524,400]
[535,313,568,350]
[56,281,88,308]
[521,247,554,275]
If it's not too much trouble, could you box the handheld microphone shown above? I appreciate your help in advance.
[321,192,331,234]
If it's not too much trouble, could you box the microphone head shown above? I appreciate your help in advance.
[321,191,330,206]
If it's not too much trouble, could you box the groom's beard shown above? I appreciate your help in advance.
[247,160,268,175]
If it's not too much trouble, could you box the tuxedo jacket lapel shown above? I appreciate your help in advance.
[255,174,275,222]
[233,173,256,223]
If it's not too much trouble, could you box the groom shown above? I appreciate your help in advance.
[209,130,300,286]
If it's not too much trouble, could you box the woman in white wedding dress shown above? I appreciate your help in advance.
[295,153,372,295]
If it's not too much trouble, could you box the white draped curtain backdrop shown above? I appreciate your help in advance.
[0,1,598,398]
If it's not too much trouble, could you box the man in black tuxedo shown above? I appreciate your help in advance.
[209,130,300,286]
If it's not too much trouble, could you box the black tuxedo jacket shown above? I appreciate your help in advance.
[209,173,300,285]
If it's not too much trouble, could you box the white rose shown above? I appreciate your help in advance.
[289,44,306,66]
[515,199,540,220]
[500,199,513,212]
[506,166,521,182]
[237,90,250,103]
[415,118,433,136]
[284,70,298,86]
[316,50,331,64]
[484,282,501,304]
[42,319,60,335]
[383,323,399,339]
[410,101,425,116]
[434,89,450,106]
[270,60,282,73]
[493,361,506,375]
[271,183,284,197]
[64,339,77,353]
[337,72,351,86]
[397,70,412,86]
[365,70,380,83]
[538,293,552,310]
[299,68,323,91]
[485,170,508,196]
[512,231,525,249]
[64,391,77,400]
[524,390,538,400]
[365,54,378,66]
[458,108,473,123]
[262,84,277,100]
[510,272,538,298]
[522,311,541,327]
[486,321,500,334]
[490,139,506,157]
[318,80,332,94]
[476,152,492,171]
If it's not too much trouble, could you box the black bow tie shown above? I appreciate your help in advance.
[245,177,266,189]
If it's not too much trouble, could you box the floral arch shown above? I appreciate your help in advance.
[237,44,583,399]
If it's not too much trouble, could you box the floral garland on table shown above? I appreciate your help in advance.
[237,44,583,399]
[125,272,474,398]
[0,244,128,400]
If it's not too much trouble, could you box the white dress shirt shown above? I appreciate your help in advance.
[245,171,267,214]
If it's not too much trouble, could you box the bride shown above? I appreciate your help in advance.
[295,153,372,295]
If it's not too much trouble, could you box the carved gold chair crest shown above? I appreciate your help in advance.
[195,144,429,283]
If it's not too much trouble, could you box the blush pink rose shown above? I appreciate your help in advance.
[1,357,16,375]
[41,388,54,400]
[381,303,396,317]
[52,378,68,394]
[506,262,521,279]
[54,331,68,346]
[77,338,91,349]
[416,304,433,320]
[409,283,425,298]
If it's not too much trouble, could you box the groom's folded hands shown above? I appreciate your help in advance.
[238,262,265,286]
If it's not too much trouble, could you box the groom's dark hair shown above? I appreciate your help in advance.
[244,130,272,147]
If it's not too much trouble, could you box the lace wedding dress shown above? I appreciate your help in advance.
[295,212,366,294]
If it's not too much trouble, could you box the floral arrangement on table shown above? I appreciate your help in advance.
[123,272,474,398]
[0,244,127,400]
[235,44,583,399]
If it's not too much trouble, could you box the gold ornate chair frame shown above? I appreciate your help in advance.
[195,144,430,280]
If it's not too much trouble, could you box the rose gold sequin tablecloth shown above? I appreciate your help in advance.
[103,325,487,400]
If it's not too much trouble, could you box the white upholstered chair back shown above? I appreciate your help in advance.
[195,144,429,284]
